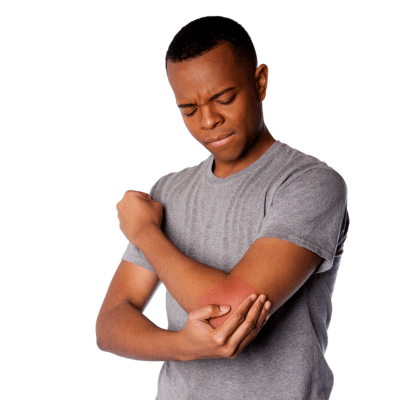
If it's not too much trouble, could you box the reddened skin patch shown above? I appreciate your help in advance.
[198,275,259,328]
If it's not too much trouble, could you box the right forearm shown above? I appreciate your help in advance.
[97,301,185,362]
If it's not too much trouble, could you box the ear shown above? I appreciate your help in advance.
[254,64,268,101]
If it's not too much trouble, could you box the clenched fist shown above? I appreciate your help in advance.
[116,190,164,247]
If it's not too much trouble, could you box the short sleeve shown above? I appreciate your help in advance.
[255,167,348,274]
[120,177,163,274]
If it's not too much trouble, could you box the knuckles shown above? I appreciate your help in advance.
[213,334,226,347]
[188,311,197,322]
[244,319,257,332]
[121,190,138,200]
[234,312,245,324]
[223,347,236,358]
[209,305,218,314]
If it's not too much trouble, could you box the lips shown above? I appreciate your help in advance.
[206,132,233,143]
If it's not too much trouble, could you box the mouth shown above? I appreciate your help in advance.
[207,133,234,147]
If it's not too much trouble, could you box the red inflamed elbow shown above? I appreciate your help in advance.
[197,275,258,328]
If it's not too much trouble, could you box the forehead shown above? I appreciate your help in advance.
[167,42,249,100]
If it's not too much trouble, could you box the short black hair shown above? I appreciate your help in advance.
[165,16,257,76]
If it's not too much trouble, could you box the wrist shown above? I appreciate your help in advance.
[175,330,192,362]
[135,224,163,250]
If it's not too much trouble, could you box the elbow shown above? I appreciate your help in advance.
[97,338,106,351]
[96,314,109,351]
[198,275,262,329]
[97,338,108,352]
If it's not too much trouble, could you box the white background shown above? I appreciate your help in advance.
[1,1,399,399]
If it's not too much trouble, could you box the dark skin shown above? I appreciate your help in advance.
[116,40,322,361]
[166,41,276,178]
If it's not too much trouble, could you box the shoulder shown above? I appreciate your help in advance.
[265,142,348,207]
[272,168,348,217]
[272,141,347,196]
[151,156,210,201]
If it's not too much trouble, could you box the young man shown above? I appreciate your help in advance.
[96,16,350,400]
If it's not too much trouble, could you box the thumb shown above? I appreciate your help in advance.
[191,304,231,322]
[219,305,231,313]
[207,304,230,318]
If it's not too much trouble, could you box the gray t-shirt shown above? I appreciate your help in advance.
[122,139,350,400]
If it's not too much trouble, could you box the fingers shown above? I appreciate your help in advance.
[254,295,269,330]
[215,293,265,340]
[232,295,270,342]
[261,301,272,328]
[216,294,272,359]
[227,302,271,359]
[190,304,231,323]
[236,297,271,349]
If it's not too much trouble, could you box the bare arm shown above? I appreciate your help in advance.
[137,227,233,315]
[96,260,185,362]
[137,227,260,327]
[137,227,321,324]
[96,260,269,362]
[97,299,185,361]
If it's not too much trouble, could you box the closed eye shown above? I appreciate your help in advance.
[183,95,237,118]
[216,95,236,106]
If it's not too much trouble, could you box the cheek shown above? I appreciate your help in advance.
[229,98,258,131]
[186,124,201,141]
[181,117,196,135]
[243,98,261,125]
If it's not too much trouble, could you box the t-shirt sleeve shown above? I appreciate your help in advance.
[254,167,348,274]
[120,178,162,274]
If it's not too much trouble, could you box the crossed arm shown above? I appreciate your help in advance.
[136,225,323,326]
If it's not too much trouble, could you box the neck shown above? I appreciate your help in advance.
[212,123,276,178]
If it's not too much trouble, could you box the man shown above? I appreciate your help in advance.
[96,16,350,400]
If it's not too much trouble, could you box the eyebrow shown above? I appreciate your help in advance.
[177,87,236,108]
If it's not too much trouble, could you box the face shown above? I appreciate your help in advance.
[167,41,268,165]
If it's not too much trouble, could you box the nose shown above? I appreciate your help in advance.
[200,103,224,130]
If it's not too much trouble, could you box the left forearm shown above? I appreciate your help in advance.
[137,226,229,315]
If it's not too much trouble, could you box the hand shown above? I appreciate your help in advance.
[116,190,164,247]
[178,294,272,362]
